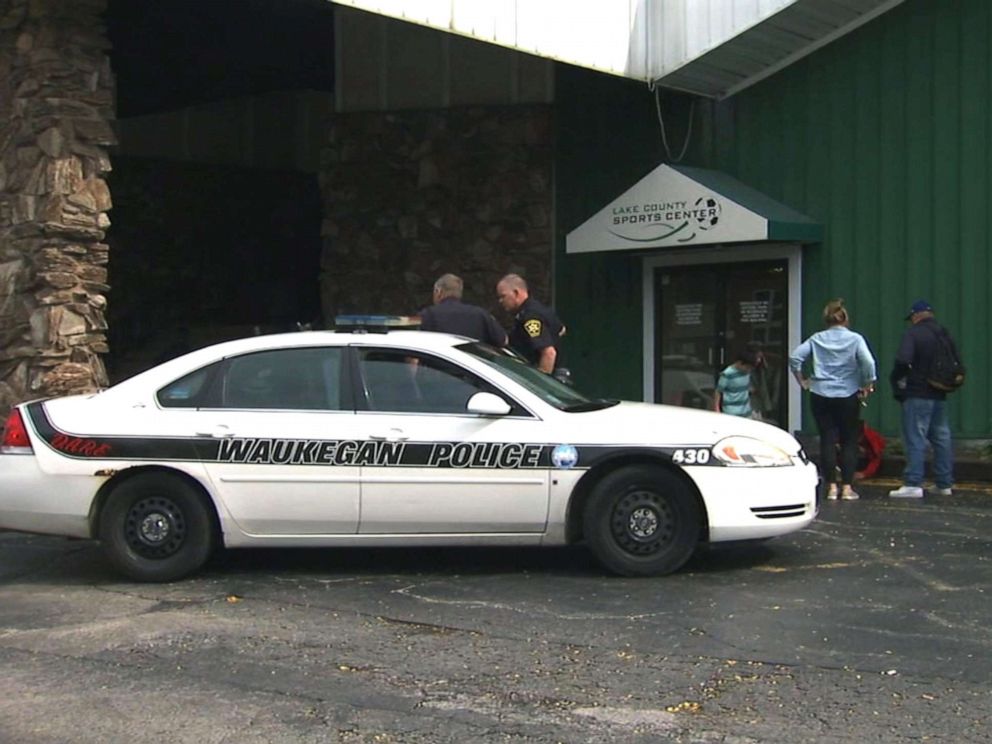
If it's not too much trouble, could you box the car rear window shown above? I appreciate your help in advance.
[157,363,219,408]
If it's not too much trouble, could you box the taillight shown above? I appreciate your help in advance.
[1,409,33,452]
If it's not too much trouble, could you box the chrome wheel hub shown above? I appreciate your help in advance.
[628,507,658,539]
[139,513,171,544]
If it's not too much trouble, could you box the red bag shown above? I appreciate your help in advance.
[855,422,885,479]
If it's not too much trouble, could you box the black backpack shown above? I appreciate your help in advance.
[924,324,965,392]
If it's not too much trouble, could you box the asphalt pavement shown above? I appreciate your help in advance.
[1,481,990,743]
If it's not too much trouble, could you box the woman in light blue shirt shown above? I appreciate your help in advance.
[790,298,877,501]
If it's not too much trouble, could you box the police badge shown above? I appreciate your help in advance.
[524,319,542,337]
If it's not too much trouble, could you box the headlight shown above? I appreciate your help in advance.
[712,436,793,467]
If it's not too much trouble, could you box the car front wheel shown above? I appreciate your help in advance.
[98,472,216,582]
[584,465,702,576]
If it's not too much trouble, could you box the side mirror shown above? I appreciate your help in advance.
[466,391,511,416]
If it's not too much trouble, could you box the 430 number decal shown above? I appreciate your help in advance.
[671,448,710,465]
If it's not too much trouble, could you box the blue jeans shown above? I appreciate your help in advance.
[901,398,953,488]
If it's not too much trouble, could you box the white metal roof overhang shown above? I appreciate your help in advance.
[330,0,905,100]
[656,0,907,99]
[565,163,822,255]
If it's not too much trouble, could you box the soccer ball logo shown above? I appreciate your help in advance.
[694,196,721,230]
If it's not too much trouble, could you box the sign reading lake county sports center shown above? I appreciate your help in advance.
[566,164,822,254]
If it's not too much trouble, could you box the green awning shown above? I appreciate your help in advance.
[566,163,822,254]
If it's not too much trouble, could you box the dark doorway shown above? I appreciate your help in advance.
[106,158,322,381]
[655,260,789,427]
[103,0,336,381]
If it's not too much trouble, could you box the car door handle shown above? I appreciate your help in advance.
[370,428,409,442]
[195,425,234,438]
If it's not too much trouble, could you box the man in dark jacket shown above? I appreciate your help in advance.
[888,300,958,498]
[419,273,507,347]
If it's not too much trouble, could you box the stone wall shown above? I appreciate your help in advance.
[0,0,114,416]
[319,106,553,324]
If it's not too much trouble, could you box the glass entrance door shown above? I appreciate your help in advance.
[655,260,789,427]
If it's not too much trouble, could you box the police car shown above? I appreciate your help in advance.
[0,324,817,582]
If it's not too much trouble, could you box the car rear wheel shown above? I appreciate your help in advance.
[584,465,702,576]
[98,472,215,582]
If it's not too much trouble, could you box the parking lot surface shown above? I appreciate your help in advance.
[1,483,990,743]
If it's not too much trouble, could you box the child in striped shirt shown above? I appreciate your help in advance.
[714,348,759,417]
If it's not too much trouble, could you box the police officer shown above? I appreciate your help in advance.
[419,273,508,347]
[496,273,566,373]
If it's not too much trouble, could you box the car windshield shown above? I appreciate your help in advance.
[459,342,619,412]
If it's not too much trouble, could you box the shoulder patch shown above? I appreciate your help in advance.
[524,319,542,338]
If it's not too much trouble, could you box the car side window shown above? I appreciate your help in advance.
[358,349,497,414]
[157,362,221,408]
[219,347,345,410]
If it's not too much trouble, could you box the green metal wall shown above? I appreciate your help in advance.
[554,67,692,401]
[556,0,992,438]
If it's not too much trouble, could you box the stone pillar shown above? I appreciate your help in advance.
[0,0,114,416]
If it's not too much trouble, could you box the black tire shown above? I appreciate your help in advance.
[98,472,215,582]
[583,465,702,577]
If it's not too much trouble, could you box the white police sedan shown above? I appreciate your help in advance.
[0,328,817,582]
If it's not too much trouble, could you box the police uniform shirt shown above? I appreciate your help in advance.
[420,298,507,347]
[509,297,563,367]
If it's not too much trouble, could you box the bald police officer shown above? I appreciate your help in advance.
[419,273,507,347]
[496,273,566,374]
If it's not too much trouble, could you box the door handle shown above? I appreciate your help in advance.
[195,425,234,438]
[370,428,409,442]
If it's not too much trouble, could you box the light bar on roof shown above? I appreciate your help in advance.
[334,314,422,331]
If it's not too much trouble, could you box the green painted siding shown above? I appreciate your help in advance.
[556,0,992,438]
[554,66,681,400]
[696,0,991,438]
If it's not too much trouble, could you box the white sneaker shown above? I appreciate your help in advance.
[933,487,953,496]
[888,485,924,499]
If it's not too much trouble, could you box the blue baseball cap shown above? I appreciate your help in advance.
[905,299,933,319]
